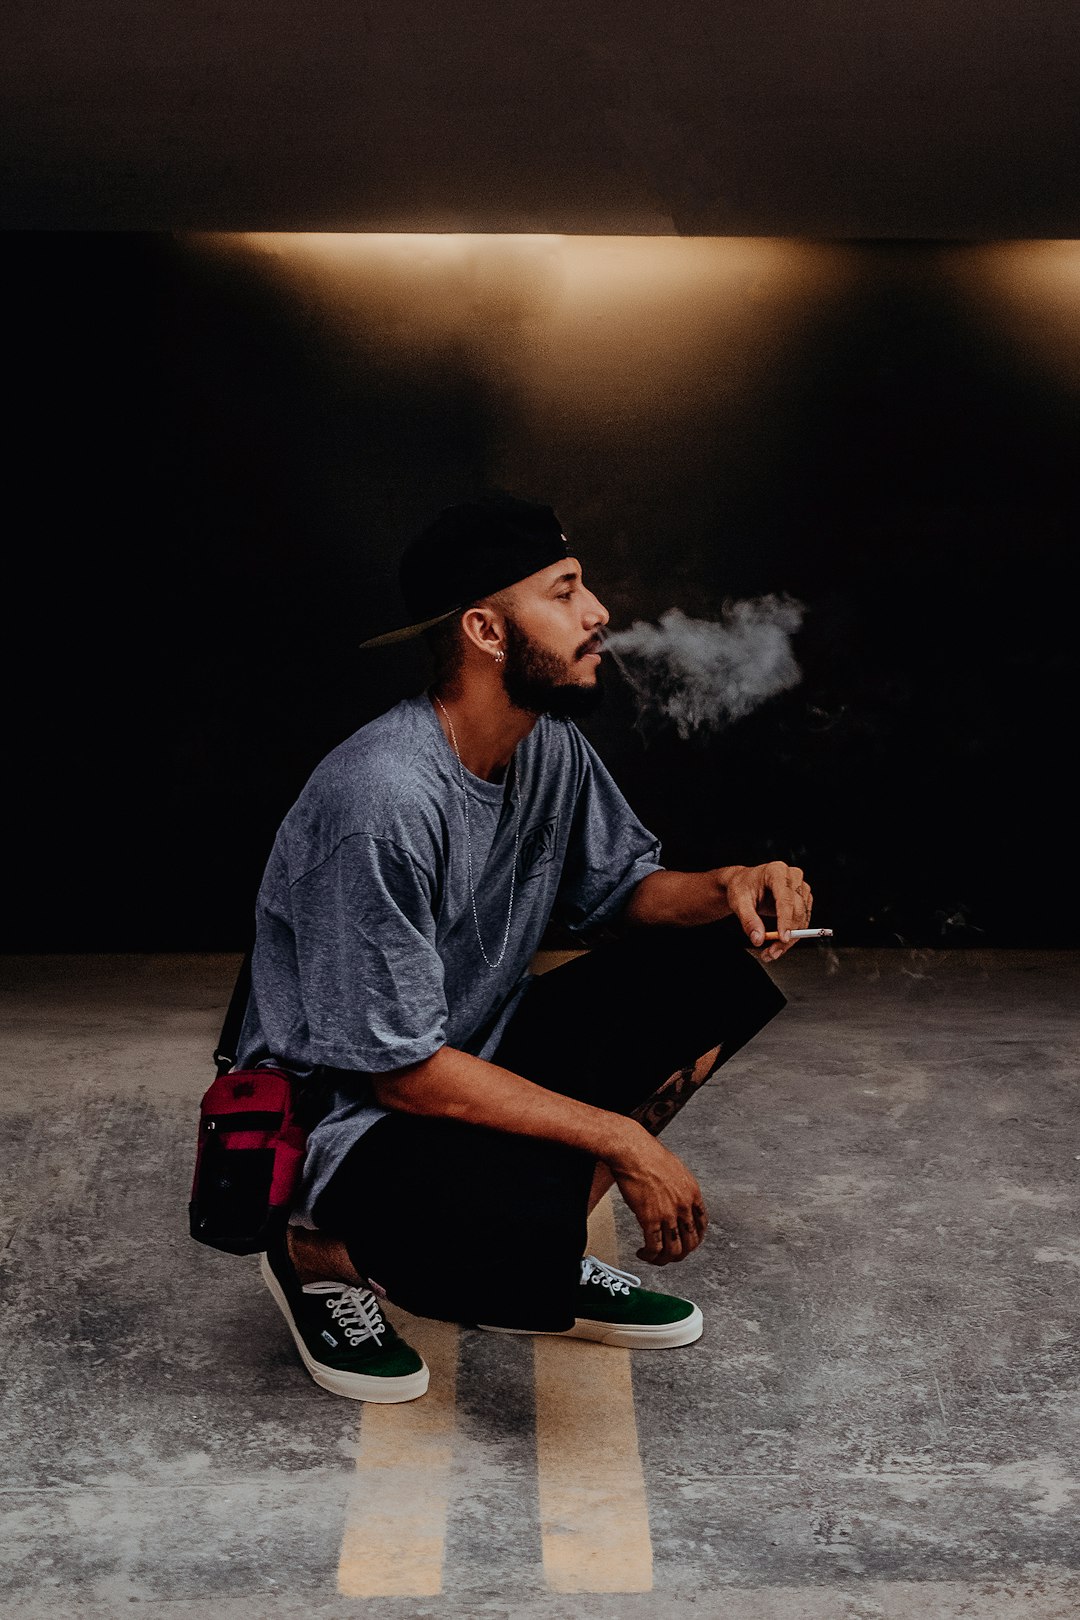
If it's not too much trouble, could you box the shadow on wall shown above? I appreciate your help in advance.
[5,233,1080,949]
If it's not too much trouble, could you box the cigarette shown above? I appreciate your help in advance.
[761,928,833,940]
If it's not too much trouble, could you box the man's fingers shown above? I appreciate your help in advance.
[732,898,766,947]
[662,1223,684,1262]
[636,1201,706,1264]
[638,1223,667,1264]
[766,866,815,944]
[771,863,803,938]
[730,863,816,949]
[637,1218,686,1265]
[788,874,811,931]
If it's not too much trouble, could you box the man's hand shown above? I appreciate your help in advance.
[719,861,813,962]
[605,1120,708,1265]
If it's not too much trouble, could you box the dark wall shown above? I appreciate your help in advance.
[6,232,1079,950]
[5,0,1080,234]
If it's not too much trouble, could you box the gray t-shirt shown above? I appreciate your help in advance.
[237,690,665,1219]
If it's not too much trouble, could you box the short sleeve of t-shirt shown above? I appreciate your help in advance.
[551,727,665,938]
[288,832,447,1072]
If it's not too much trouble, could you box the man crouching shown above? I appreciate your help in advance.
[237,494,811,1400]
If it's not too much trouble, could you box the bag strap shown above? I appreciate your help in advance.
[214,947,253,1077]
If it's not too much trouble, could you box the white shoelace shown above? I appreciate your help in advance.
[580,1255,641,1296]
[302,1281,387,1346]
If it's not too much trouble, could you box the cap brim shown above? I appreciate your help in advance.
[358,607,460,649]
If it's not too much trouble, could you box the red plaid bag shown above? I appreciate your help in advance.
[189,1063,307,1255]
[188,950,307,1255]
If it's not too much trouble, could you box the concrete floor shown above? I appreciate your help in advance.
[2,948,1079,1619]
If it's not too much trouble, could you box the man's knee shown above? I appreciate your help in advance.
[624,915,787,1027]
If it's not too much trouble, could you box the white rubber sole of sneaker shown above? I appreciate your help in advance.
[260,1253,430,1403]
[478,1303,704,1350]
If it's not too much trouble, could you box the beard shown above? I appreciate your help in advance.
[500,614,606,719]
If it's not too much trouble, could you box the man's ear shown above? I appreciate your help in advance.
[460,604,501,654]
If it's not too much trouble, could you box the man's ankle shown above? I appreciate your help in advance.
[285,1225,363,1287]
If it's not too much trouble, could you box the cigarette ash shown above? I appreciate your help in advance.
[603,596,805,741]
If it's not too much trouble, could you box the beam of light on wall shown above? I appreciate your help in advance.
[194,232,855,452]
[945,241,1080,393]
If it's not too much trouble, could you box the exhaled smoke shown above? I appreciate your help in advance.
[603,596,805,740]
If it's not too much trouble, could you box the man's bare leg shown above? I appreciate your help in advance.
[587,1041,724,1214]
[286,1225,363,1286]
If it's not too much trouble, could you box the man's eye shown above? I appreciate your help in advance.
[557,591,573,600]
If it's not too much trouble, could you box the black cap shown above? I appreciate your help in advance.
[359,494,571,648]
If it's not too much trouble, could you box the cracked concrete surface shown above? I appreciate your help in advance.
[1,949,1078,1617]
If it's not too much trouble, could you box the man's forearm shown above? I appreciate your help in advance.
[370,1044,641,1164]
[373,1043,708,1269]
[622,866,744,928]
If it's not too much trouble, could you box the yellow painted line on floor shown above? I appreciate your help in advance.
[337,1312,459,1598]
[533,1195,654,1594]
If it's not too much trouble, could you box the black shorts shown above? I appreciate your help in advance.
[311,916,786,1330]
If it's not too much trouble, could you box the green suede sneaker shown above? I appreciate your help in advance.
[480,1255,704,1349]
[260,1238,429,1402]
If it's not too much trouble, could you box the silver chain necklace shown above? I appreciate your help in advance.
[432,691,521,968]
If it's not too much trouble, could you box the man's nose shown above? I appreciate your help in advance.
[585,592,609,629]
